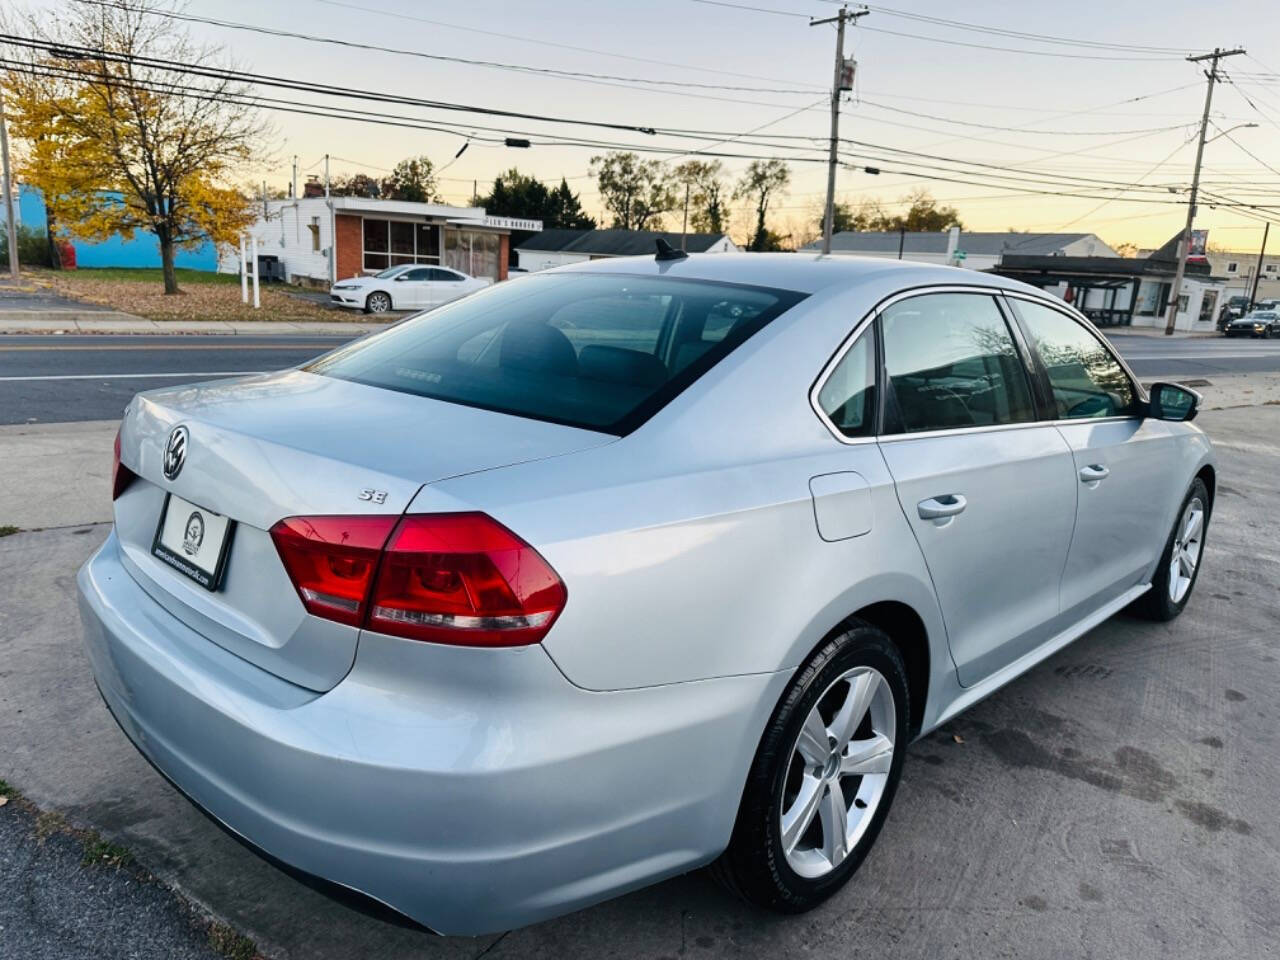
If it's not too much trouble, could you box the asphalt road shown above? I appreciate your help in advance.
[0,334,355,424]
[3,330,1280,424]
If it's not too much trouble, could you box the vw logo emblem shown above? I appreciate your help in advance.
[163,425,189,481]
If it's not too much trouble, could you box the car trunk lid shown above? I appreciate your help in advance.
[112,369,612,690]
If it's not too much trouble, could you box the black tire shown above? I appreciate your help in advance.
[1130,477,1210,622]
[365,291,392,314]
[712,621,910,912]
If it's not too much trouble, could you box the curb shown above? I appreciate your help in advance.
[0,316,393,336]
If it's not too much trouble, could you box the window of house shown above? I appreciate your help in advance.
[1012,299,1136,419]
[816,329,875,438]
[1226,261,1238,273]
[361,219,442,272]
[1267,264,1277,273]
[308,217,321,252]
[881,293,1035,433]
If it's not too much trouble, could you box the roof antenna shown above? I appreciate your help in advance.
[655,238,688,262]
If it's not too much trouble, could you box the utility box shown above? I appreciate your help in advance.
[255,254,285,283]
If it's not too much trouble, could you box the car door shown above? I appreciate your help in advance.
[1005,295,1185,617]
[393,267,434,309]
[428,268,469,307]
[873,291,1078,686]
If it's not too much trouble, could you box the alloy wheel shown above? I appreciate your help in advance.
[368,293,391,314]
[1169,496,1205,604]
[780,666,896,879]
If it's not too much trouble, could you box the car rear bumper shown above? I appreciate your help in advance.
[77,531,785,935]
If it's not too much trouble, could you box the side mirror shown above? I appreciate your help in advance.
[394,275,408,281]
[1148,381,1201,422]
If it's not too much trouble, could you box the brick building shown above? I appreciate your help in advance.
[221,195,539,286]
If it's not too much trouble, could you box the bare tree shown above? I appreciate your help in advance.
[734,159,790,252]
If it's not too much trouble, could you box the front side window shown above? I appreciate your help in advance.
[308,273,804,433]
[1011,298,1136,419]
[881,293,1035,433]
[816,329,875,438]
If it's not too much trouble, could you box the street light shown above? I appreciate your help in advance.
[1205,122,1259,144]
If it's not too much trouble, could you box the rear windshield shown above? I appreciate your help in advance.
[307,272,805,433]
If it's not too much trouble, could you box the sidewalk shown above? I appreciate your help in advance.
[1103,325,1217,339]
[0,313,395,336]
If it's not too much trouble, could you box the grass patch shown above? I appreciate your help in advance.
[0,525,20,537]
[81,831,135,869]
[69,267,239,285]
[207,922,261,960]
[0,777,17,798]
[35,808,68,838]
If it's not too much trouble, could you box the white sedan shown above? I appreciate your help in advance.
[329,264,491,314]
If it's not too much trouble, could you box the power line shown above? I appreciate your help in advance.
[72,0,826,100]
[854,99,1189,137]
[311,0,817,89]
[17,38,1277,222]
[1004,139,1192,247]
[8,54,1218,207]
[0,33,664,137]
[853,3,1194,55]
[849,23,1185,62]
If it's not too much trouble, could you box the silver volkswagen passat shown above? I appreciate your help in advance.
[79,253,1215,935]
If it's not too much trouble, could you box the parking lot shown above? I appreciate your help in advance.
[1,403,1276,959]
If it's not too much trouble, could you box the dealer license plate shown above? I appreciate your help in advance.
[151,493,235,591]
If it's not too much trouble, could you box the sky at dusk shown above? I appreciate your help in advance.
[21,0,1278,254]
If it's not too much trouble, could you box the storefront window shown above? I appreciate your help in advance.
[362,219,442,272]
[444,229,500,280]
[363,219,388,271]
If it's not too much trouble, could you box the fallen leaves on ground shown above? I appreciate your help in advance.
[34,268,365,324]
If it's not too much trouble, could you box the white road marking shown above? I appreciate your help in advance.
[0,371,267,382]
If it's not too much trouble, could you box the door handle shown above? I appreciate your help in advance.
[918,494,967,526]
[1079,464,1110,485]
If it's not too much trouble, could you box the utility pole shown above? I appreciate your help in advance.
[681,182,691,252]
[323,154,330,198]
[811,5,867,255]
[0,80,19,280]
[1250,220,1269,311]
[291,155,298,199]
[1164,46,1245,335]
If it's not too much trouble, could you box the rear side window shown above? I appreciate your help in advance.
[881,293,1035,433]
[308,273,804,434]
[815,329,875,438]
[1011,299,1136,419]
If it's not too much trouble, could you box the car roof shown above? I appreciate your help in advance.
[543,251,1049,298]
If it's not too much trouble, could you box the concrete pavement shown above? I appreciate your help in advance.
[0,404,1277,958]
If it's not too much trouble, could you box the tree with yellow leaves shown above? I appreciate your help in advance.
[2,0,266,293]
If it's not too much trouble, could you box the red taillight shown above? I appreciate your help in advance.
[368,513,567,647]
[269,512,567,647]
[111,428,136,500]
[269,515,399,627]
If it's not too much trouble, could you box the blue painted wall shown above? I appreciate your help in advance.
[14,184,219,271]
